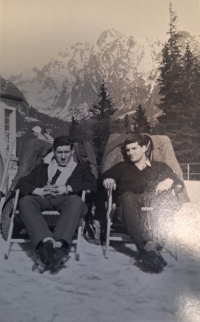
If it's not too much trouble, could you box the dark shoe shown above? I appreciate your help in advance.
[34,243,69,273]
[34,240,54,273]
[51,248,70,271]
[37,240,54,267]
[139,250,167,273]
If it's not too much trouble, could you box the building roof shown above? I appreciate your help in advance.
[0,76,24,102]
[0,93,23,102]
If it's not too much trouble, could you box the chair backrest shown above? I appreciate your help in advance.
[101,133,182,179]
[73,141,98,178]
[100,133,189,202]
[12,139,53,191]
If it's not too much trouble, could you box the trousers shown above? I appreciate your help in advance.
[115,191,179,251]
[18,194,88,249]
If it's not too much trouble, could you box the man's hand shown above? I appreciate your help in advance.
[155,178,174,194]
[103,178,116,191]
[32,185,73,197]
[50,185,68,196]
[32,185,52,197]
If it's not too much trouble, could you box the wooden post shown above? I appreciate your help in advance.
[187,163,190,181]
[0,138,16,225]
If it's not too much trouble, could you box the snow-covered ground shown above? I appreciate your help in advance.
[184,180,200,206]
[0,182,200,322]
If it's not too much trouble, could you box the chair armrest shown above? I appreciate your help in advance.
[81,190,91,202]
[12,189,20,215]
[173,184,183,193]
[172,184,184,199]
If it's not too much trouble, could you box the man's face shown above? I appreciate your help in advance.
[54,145,73,167]
[125,142,146,163]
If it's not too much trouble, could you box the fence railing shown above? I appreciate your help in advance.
[179,163,200,181]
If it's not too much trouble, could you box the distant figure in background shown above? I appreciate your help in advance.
[32,126,46,141]
[44,128,54,144]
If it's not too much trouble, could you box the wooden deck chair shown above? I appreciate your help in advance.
[101,133,190,260]
[4,189,88,261]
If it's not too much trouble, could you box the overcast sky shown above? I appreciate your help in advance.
[0,0,200,78]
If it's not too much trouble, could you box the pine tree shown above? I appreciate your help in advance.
[68,116,85,142]
[158,3,183,114]
[131,104,151,133]
[181,43,200,107]
[181,43,200,160]
[90,80,116,164]
[156,3,200,162]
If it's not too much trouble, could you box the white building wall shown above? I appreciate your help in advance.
[0,99,17,158]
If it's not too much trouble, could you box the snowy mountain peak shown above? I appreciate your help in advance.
[8,29,200,122]
[7,29,167,121]
[97,29,123,48]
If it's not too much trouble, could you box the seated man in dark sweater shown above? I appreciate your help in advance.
[98,134,183,273]
[16,136,97,273]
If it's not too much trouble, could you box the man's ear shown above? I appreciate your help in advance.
[142,145,147,153]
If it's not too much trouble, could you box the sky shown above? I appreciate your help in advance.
[0,0,200,78]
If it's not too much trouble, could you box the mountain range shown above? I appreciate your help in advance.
[8,29,200,124]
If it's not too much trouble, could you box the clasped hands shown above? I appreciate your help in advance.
[103,178,174,194]
[32,184,73,197]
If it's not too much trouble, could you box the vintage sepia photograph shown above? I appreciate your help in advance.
[0,0,200,321]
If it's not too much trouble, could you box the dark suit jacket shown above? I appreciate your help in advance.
[16,161,97,197]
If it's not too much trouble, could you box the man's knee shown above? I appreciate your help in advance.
[152,191,178,209]
[60,194,87,217]
[18,195,36,209]
[120,191,138,204]
[62,195,84,207]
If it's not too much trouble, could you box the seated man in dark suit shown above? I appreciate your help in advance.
[16,136,97,272]
[98,134,184,273]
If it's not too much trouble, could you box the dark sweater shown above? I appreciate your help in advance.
[16,162,97,197]
[98,161,183,199]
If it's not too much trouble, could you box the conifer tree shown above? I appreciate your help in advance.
[131,104,151,133]
[158,3,183,113]
[181,43,200,107]
[181,43,200,159]
[156,3,200,162]
[90,80,116,164]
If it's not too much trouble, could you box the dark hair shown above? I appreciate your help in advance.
[121,133,153,161]
[53,136,73,151]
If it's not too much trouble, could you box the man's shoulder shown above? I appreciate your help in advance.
[114,161,126,166]
[151,161,171,169]
[108,161,128,171]
[106,161,125,169]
